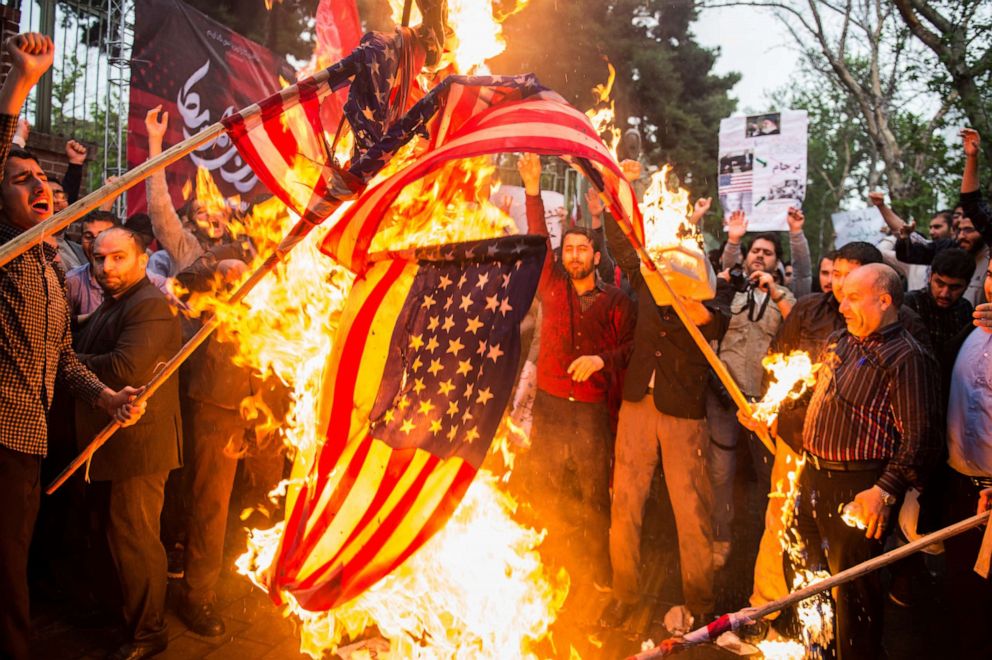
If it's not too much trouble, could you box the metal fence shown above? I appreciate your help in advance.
[16,0,134,180]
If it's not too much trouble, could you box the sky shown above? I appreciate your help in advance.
[692,5,799,114]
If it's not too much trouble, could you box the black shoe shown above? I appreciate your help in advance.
[599,598,635,629]
[107,641,167,660]
[179,601,226,637]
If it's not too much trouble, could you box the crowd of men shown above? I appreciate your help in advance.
[510,130,992,658]
[0,34,285,660]
[1,25,991,660]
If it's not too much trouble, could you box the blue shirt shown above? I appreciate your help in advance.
[947,328,992,477]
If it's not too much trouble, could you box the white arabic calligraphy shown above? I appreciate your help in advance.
[177,60,259,194]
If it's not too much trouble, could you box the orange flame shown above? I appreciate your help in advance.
[192,78,562,660]
[174,2,571,655]
[757,454,835,658]
[388,0,529,73]
[751,351,819,425]
[585,63,621,158]
[637,165,714,304]
[369,155,517,254]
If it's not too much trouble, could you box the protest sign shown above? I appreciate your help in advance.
[493,184,566,248]
[718,110,808,231]
[832,207,887,248]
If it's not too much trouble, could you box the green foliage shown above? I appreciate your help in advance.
[48,51,124,190]
[769,57,958,262]
[183,0,320,60]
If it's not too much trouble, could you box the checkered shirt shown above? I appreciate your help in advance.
[0,113,105,455]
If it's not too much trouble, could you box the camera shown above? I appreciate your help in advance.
[727,264,753,293]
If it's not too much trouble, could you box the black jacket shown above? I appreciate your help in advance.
[604,214,730,419]
[75,277,182,481]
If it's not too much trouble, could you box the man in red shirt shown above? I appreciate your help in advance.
[511,153,636,604]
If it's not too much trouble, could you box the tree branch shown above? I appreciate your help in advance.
[891,0,945,54]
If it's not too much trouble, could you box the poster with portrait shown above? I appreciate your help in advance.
[718,110,808,231]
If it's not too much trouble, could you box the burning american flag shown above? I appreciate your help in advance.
[218,24,642,617]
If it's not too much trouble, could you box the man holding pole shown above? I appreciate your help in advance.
[0,33,145,660]
[602,164,731,632]
[747,241,930,632]
[792,263,941,660]
[74,227,182,660]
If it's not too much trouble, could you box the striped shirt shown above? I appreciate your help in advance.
[803,322,943,496]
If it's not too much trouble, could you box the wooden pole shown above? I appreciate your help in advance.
[602,193,775,454]
[0,66,336,271]
[45,248,290,495]
[629,510,992,659]
[0,122,224,269]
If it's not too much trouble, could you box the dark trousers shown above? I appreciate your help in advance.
[91,472,170,647]
[0,445,42,660]
[794,463,885,660]
[513,390,613,587]
[183,400,245,605]
[942,469,992,658]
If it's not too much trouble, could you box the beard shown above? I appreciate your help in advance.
[566,260,595,281]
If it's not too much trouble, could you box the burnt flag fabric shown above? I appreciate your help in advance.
[220,27,427,228]
[269,235,546,610]
[219,24,645,613]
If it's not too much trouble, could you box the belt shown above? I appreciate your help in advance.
[804,452,885,472]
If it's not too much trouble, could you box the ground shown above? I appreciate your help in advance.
[29,442,948,659]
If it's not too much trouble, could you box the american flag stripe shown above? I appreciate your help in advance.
[719,172,752,194]
[323,105,634,271]
[303,442,421,572]
[270,259,410,592]
[295,439,397,579]
[318,260,412,471]
[297,447,424,587]
[335,456,465,599]
[288,447,462,605]
[290,455,472,610]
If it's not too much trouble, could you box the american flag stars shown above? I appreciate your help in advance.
[372,254,521,449]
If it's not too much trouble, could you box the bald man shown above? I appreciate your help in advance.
[75,227,181,660]
[792,263,942,659]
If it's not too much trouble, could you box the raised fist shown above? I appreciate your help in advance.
[962,128,981,158]
[65,139,87,165]
[5,33,54,85]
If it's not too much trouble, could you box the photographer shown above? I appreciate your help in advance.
[707,210,794,569]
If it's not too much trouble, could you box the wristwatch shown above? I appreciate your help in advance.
[878,487,897,507]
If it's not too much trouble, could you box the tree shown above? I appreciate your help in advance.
[891,0,992,186]
[767,57,957,261]
[492,0,739,214]
[183,0,320,60]
[701,0,957,210]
